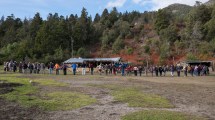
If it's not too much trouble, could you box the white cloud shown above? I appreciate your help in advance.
[151,0,208,10]
[106,0,127,8]
[132,0,142,4]
[132,0,209,10]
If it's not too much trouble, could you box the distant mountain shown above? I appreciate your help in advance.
[163,3,192,18]
[204,0,215,6]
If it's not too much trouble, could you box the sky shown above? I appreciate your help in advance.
[0,0,209,19]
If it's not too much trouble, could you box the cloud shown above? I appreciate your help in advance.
[132,0,142,4]
[132,0,209,10]
[106,0,127,8]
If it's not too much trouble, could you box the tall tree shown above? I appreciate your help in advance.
[154,9,171,33]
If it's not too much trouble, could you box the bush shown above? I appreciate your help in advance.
[77,47,89,57]
[127,48,133,55]
[144,45,150,54]
[186,53,198,61]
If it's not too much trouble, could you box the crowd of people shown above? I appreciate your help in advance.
[3,60,211,77]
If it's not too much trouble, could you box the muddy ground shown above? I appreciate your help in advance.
[0,73,215,120]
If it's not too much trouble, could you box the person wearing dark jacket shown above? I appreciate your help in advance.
[155,66,159,77]
[62,63,68,75]
[159,66,163,76]
[176,65,181,77]
[138,66,143,76]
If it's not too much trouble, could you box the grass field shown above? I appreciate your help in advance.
[0,74,96,111]
[0,66,215,120]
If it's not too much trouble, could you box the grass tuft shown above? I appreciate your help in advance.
[33,79,68,87]
[88,84,173,108]
[121,110,205,120]
[113,88,173,108]
[0,76,96,111]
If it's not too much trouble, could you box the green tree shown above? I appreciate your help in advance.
[30,13,43,40]
[53,46,64,62]
[112,36,124,54]
[109,7,119,25]
[77,47,89,57]
[94,13,100,23]
[159,24,178,44]
[155,9,171,33]
[186,53,198,60]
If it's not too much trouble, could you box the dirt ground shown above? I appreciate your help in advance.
[0,72,215,120]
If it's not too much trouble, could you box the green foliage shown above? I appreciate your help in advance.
[114,20,130,38]
[127,47,133,55]
[112,37,124,54]
[174,40,185,55]
[204,5,215,41]
[159,24,178,43]
[159,43,171,64]
[155,9,171,33]
[186,53,198,61]
[122,110,204,120]
[210,38,215,54]
[1,5,215,62]
[144,45,150,54]
[53,46,64,62]
[77,47,89,57]
[164,4,192,20]
[44,54,53,64]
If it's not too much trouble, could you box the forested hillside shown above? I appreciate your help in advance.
[0,1,215,64]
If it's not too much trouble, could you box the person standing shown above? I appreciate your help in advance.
[104,64,108,75]
[54,63,60,75]
[97,64,102,75]
[183,65,188,77]
[159,66,163,76]
[163,65,167,76]
[190,65,194,76]
[150,66,154,77]
[138,65,143,76]
[29,62,34,74]
[13,61,17,72]
[62,63,68,75]
[113,64,116,75]
[3,62,6,71]
[71,63,77,75]
[109,64,113,74]
[81,63,86,75]
[18,62,22,73]
[37,63,41,74]
[41,63,46,74]
[133,66,138,76]
[49,62,54,74]
[90,63,94,75]
[23,62,28,74]
[194,65,198,76]
[121,63,126,76]
[170,65,175,77]
[176,65,181,77]
[155,66,159,77]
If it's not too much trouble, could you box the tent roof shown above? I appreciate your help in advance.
[64,57,121,63]
[64,58,84,63]
[185,61,213,64]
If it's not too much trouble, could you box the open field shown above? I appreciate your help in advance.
[0,67,215,120]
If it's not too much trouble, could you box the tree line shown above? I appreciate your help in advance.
[0,2,215,64]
